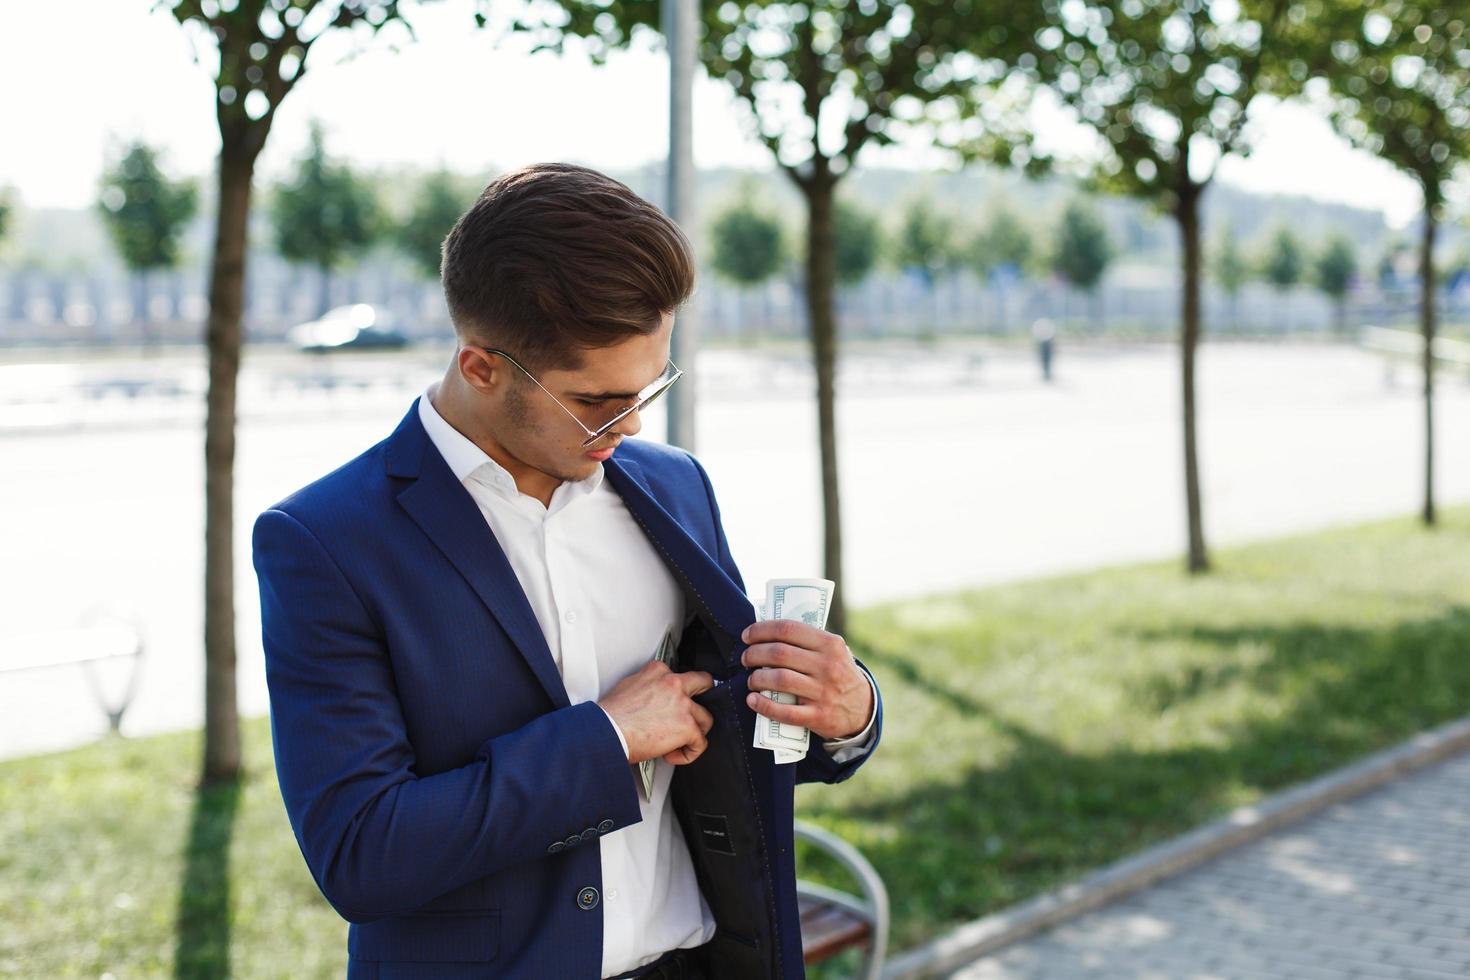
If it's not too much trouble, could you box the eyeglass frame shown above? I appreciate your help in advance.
[477,346,683,449]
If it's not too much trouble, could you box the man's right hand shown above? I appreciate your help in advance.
[599,662,715,765]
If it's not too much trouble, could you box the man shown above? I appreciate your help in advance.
[253,163,882,980]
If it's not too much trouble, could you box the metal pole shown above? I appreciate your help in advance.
[663,0,698,451]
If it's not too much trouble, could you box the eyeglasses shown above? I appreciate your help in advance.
[480,347,683,449]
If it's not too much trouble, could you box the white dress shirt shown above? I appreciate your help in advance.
[417,387,874,977]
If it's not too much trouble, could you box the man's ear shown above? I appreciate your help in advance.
[458,347,503,394]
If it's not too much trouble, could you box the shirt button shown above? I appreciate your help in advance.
[564,610,578,624]
[607,889,618,901]
[577,886,600,911]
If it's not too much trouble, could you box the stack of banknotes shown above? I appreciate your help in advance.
[639,576,835,797]
[752,577,835,765]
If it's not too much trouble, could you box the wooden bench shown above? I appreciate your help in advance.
[1,620,145,733]
[796,820,889,979]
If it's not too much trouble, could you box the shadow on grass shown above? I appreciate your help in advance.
[820,607,1470,944]
[173,778,242,979]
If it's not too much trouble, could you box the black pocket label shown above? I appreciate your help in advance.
[695,812,736,856]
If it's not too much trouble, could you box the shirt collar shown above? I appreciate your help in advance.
[417,384,605,500]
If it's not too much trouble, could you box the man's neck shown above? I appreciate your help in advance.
[430,376,562,507]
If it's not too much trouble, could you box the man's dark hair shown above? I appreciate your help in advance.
[441,163,695,371]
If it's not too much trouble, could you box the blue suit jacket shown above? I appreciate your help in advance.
[252,400,882,979]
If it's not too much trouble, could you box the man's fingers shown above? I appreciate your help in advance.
[664,730,708,765]
[745,691,820,728]
[747,666,821,700]
[741,641,821,673]
[679,669,715,696]
[691,702,715,736]
[742,618,839,650]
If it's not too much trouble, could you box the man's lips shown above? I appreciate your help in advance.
[586,442,619,461]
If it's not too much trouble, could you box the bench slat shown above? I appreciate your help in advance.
[799,895,872,964]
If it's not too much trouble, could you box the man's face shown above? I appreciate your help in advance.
[480,312,674,485]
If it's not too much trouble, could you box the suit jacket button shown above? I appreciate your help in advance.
[580,827,599,842]
[597,819,614,834]
[547,841,565,855]
[565,835,582,849]
[577,886,600,910]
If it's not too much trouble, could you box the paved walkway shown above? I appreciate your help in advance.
[951,752,1470,980]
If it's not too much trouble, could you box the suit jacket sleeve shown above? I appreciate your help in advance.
[253,507,643,924]
[685,456,883,787]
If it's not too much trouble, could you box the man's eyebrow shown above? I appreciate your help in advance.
[567,365,666,400]
[566,386,640,400]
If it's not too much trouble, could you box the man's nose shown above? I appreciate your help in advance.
[613,406,643,438]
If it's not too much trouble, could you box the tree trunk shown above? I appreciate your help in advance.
[804,178,846,635]
[1178,184,1210,574]
[202,152,253,785]
[1420,210,1437,527]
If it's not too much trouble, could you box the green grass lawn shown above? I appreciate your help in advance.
[5,507,1470,977]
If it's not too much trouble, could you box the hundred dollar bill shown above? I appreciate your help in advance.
[640,629,679,801]
[752,578,835,764]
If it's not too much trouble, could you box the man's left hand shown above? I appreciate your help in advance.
[740,620,873,741]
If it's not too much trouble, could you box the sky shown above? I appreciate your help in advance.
[0,0,1431,227]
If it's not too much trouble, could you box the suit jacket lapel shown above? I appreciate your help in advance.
[386,401,571,709]
[604,454,755,656]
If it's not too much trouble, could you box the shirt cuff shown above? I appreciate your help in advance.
[597,704,631,761]
[822,667,878,765]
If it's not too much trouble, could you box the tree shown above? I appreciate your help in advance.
[709,187,787,286]
[1314,230,1357,336]
[709,183,788,342]
[520,1,1044,634]
[896,193,959,336]
[967,203,1034,278]
[895,194,956,286]
[1262,224,1303,291]
[1260,223,1302,332]
[1050,198,1113,330]
[271,122,384,316]
[162,0,428,786]
[1034,0,1302,574]
[1312,1,1470,526]
[392,169,474,281]
[1212,219,1249,332]
[97,141,199,341]
[967,202,1034,333]
[834,196,882,287]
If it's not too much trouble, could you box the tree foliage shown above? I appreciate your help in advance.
[394,168,476,281]
[1314,230,1356,302]
[967,203,1034,279]
[1262,224,1303,290]
[895,195,957,284]
[709,187,787,285]
[1051,198,1113,292]
[834,196,883,286]
[1312,3,1470,222]
[1213,220,1249,296]
[271,123,382,274]
[98,142,198,274]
